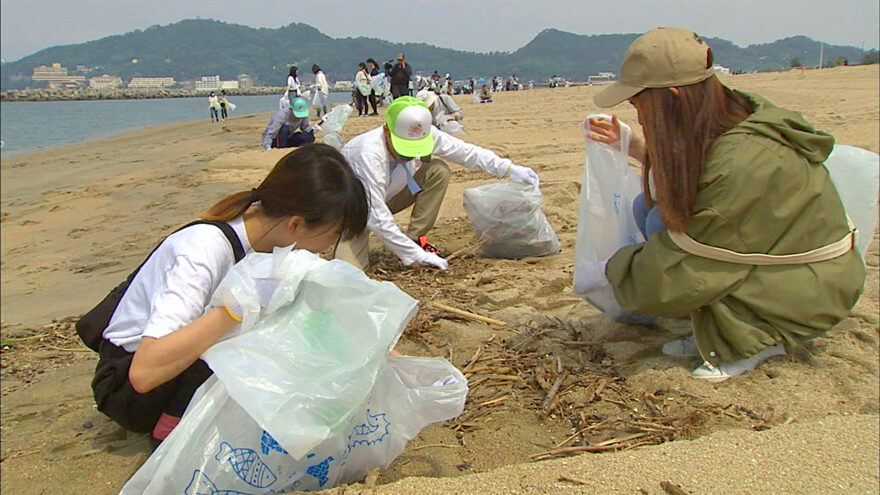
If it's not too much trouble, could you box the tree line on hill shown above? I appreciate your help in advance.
[1,20,874,91]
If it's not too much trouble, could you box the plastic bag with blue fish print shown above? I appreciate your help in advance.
[121,356,467,494]
[120,247,467,493]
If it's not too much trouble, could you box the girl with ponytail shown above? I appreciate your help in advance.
[89,144,368,449]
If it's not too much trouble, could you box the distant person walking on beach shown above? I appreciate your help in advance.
[81,144,368,451]
[285,65,302,99]
[355,62,373,117]
[261,97,318,150]
[334,96,539,271]
[389,53,413,99]
[311,64,330,118]
[367,58,382,115]
[219,91,230,120]
[208,92,221,122]
[580,26,865,382]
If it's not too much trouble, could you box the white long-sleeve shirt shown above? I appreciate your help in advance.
[315,71,330,95]
[341,126,513,265]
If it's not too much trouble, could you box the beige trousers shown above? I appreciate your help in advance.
[335,158,451,270]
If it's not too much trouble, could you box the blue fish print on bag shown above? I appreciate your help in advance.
[215,442,278,489]
[347,409,391,451]
[305,455,335,487]
[260,430,289,456]
[184,469,253,495]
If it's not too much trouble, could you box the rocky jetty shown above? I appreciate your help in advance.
[0,86,290,102]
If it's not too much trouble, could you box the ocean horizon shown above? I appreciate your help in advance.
[0,93,351,157]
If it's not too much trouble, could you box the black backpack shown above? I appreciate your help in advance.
[75,220,246,352]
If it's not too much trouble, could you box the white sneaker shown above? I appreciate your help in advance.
[691,344,786,382]
[662,335,700,357]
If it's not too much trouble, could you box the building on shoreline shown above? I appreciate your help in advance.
[128,77,176,88]
[237,74,254,88]
[31,63,85,89]
[89,75,123,89]
[195,75,240,91]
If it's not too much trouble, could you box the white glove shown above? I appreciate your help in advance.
[412,250,449,270]
[309,124,322,134]
[507,165,540,187]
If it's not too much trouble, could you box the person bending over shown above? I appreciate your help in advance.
[262,97,319,150]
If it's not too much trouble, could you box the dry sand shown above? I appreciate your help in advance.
[1,65,877,494]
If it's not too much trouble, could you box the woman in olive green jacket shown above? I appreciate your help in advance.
[584,27,865,381]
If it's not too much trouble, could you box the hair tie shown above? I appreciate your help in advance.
[250,188,260,203]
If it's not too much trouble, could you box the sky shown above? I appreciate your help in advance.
[1,0,878,61]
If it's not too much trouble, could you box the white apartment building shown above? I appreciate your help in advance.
[89,75,123,89]
[128,77,176,88]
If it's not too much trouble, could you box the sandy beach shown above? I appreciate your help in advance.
[1,65,877,494]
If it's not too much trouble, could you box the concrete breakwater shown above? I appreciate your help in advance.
[0,86,350,102]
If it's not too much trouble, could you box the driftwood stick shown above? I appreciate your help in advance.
[593,432,648,447]
[558,475,589,485]
[542,372,568,410]
[462,346,484,372]
[411,443,462,451]
[429,302,508,327]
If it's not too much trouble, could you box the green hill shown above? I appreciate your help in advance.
[0,20,868,90]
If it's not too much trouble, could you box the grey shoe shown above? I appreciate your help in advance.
[662,335,700,357]
[691,344,786,382]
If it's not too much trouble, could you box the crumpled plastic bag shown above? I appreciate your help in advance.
[572,114,645,319]
[321,104,354,149]
[439,118,465,135]
[823,144,880,261]
[121,357,466,494]
[463,180,561,259]
[121,247,467,494]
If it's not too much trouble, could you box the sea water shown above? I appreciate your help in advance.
[0,93,351,157]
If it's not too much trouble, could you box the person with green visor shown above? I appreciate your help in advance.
[580,27,865,381]
[336,96,539,270]
[261,97,319,150]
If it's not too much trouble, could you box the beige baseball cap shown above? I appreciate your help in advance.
[594,27,715,108]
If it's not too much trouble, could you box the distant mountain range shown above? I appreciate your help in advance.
[0,20,870,90]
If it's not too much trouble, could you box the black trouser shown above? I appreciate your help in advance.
[220,105,228,119]
[355,91,369,115]
[273,126,316,149]
[391,84,408,99]
[368,91,378,114]
[91,339,213,433]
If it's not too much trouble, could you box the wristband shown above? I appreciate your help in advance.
[223,305,243,322]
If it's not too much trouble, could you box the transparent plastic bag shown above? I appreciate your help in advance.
[371,73,387,96]
[823,145,880,260]
[121,357,467,494]
[279,94,290,110]
[572,114,645,318]
[322,104,353,134]
[439,119,465,135]
[121,248,468,494]
[323,132,346,149]
[463,180,560,259]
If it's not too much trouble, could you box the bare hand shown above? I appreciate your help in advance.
[587,114,622,145]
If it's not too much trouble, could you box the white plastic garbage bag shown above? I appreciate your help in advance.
[823,144,880,261]
[322,104,353,134]
[323,132,346,149]
[439,119,465,135]
[463,180,561,259]
[279,94,290,111]
[121,248,468,493]
[371,73,387,96]
[121,357,466,494]
[572,114,645,319]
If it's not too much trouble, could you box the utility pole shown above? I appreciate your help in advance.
[819,42,824,69]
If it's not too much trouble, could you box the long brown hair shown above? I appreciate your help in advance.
[202,144,369,240]
[632,71,752,232]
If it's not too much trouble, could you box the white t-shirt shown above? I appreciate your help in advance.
[287,75,301,97]
[103,217,253,352]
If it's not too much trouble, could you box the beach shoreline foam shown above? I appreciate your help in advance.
[0,65,877,494]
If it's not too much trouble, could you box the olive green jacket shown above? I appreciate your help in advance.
[605,92,866,365]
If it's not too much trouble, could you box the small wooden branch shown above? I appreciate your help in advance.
[429,302,508,327]
[542,372,568,410]
[558,475,589,485]
[1,333,50,346]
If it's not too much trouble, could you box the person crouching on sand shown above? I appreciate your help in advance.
[578,27,865,382]
[261,97,319,150]
[334,96,539,271]
[87,144,368,450]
